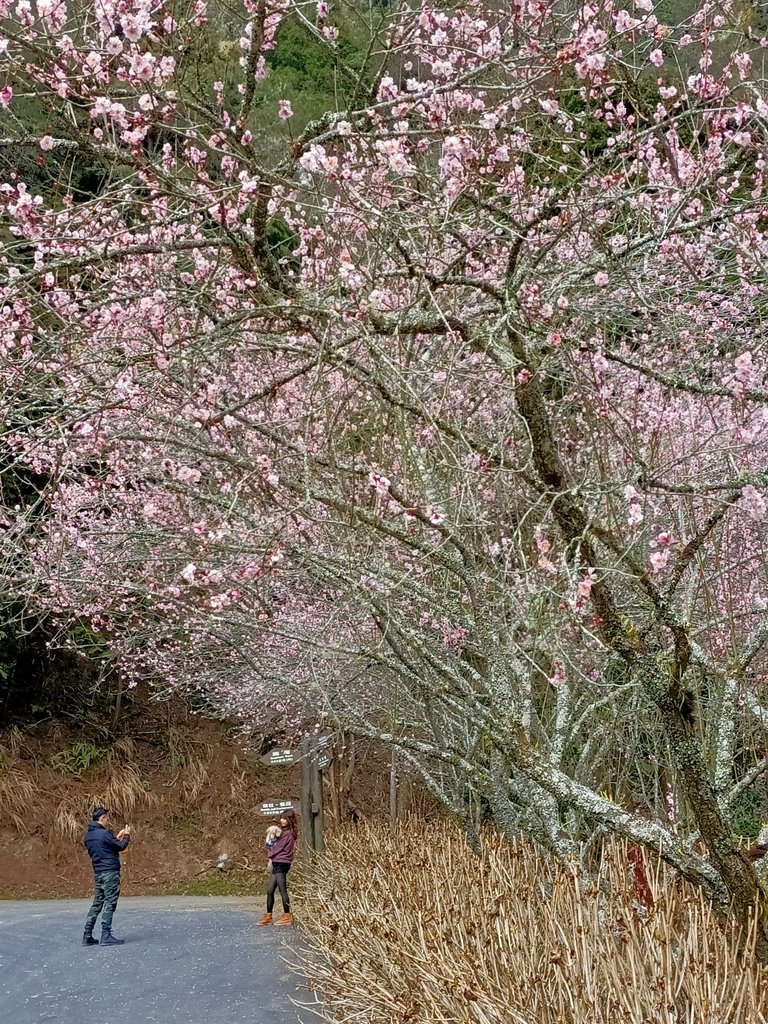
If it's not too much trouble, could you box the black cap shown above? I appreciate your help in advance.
[92,807,109,821]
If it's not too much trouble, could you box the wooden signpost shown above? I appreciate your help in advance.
[259,731,333,854]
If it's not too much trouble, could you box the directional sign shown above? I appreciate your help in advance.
[312,732,333,770]
[259,735,334,771]
[260,748,297,767]
[258,800,300,817]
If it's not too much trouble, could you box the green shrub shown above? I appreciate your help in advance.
[50,741,105,777]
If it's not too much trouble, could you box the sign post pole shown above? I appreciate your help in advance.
[310,735,325,854]
[390,746,398,821]
[300,735,314,853]
[259,733,333,855]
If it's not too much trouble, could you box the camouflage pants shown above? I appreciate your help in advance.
[85,870,121,932]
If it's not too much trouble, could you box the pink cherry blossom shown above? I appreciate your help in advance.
[550,658,566,687]
[742,486,767,522]
[3,0,768,919]
[368,472,391,497]
[650,550,670,572]
[577,569,596,599]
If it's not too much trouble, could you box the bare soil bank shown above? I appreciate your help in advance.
[0,692,404,899]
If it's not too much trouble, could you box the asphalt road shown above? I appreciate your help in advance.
[0,897,315,1024]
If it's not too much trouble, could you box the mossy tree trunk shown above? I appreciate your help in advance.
[503,326,768,962]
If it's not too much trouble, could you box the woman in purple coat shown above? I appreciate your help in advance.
[258,809,297,926]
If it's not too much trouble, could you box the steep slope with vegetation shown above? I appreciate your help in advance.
[0,685,409,898]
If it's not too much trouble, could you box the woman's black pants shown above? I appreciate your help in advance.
[267,862,291,913]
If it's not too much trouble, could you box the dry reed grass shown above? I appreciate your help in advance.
[181,756,210,806]
[109,737,136,762]
[166,727,213,807]
[54,800,82,842]
[0,730,35,831]
[43,743,158,837]
[97,764,158,818]
[42,775,154,840]
[167,727,191,771]
[229,755,248,804]
[0,723,221,838]
[297,821,768,1024]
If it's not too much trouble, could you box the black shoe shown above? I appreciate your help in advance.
[100,928,125,946]
[82,931,99,946]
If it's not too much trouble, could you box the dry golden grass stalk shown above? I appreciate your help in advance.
[180,756,209,807]
[6,726,24,761]
[109,737,136,762]
[93,764,157,818]
[167,727,192,771]
[0,737,34,831]
[296,821,768,1024]
[229,766,248,805]
[54,800,82,842]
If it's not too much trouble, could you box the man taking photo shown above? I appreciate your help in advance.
[82,807,132,947]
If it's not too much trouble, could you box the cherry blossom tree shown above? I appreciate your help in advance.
[4,0,768,951]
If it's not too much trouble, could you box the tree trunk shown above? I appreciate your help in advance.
[389,746,398,821]
[646,654,768,958]
[505,327,768,961]
[110,670,124,734]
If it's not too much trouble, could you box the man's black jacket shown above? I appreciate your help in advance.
[83,822,130,874]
